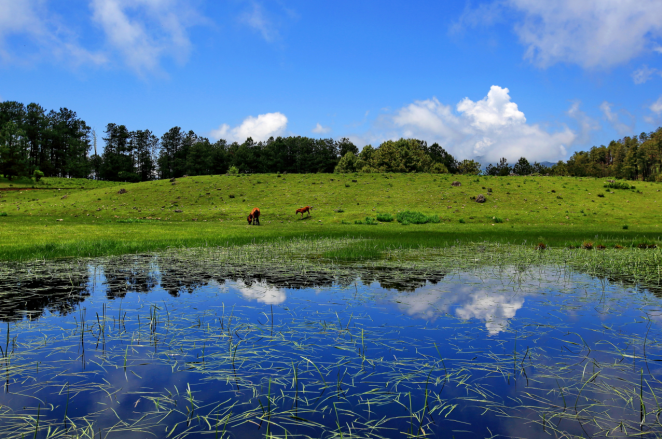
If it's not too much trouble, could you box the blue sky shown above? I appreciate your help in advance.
[1,0,662,162]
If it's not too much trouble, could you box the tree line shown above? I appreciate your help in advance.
[2,100,662,182]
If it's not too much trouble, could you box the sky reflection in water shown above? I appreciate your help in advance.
[0,261,660,438]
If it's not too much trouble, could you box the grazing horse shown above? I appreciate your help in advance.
[296,205,313,218]
[247,207,261,225]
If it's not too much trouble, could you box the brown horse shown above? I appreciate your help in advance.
[295,205,313,218]
[247,207,261,225]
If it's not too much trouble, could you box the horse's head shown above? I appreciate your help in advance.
[247,214,253,224]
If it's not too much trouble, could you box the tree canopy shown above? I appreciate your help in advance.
[4,99,662,182]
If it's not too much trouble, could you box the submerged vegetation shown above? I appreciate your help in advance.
[0,242,662,437]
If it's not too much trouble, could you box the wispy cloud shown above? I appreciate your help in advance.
[454,0,662,69]
[90,0,202,75]
[600,102,635,135]
[0,0,202,74]
[0,0,106,66]
[632,65,661,84]
[210,112,288,143]
[238,2,279,42]
[646,96,662,125]
[567,101,600,143]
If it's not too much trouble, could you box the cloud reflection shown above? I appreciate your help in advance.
[392,283,524,335]
[234,280,286,305]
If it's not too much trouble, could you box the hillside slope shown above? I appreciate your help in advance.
[1,173,660,226]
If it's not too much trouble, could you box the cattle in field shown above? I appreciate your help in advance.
[247,207,261,225]
[296,206,313,218]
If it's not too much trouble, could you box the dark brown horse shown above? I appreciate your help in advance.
[247,207,261,225]
[295,206,313,218]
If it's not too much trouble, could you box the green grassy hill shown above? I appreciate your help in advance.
[1,173,660,260]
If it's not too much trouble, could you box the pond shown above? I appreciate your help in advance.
[1,256,661,438]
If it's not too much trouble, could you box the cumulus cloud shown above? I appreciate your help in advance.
[234,280,286,305]
[456,0,662,68]
[210,112,288,143]
[311,123,331,134]
[0,0,106,66]
[600,102,635,135]
[91,0,200,75]
[387,85,574,162]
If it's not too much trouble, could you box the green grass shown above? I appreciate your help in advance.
[1,173,661,260]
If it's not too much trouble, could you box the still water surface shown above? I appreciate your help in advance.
[0,260,661,438]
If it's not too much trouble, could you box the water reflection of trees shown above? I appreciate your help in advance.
[0,257,450,321]
[0,270,90,322]
[4,254,658,324]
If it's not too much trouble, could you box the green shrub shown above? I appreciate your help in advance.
[493,217,504,223]
[376,213,394,222]
[396,211,440,224]
[354,220,363,225]
[0,212,7,217]
[597,193,605,197]
[228,166,239,175]
[364,217,378,225]
[623,225,629,230]
[604,181,634,190]
[33,170,44,182]
[459,218,465,223]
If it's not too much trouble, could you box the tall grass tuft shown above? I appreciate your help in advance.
[396,211,440,225]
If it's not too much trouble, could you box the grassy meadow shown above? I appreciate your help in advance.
[1,173,661,260]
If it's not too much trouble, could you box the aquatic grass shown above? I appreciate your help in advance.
[1,246,662,436]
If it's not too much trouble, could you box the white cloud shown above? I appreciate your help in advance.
[632,65,661,84]
[600,102,635,135]
[311,123,331,134]
[457,0,662,69]
[210,112,288,143]
[239,3,279,42]
[91,0,199,75]
[385,85,574,162]
[0,0,106,66]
